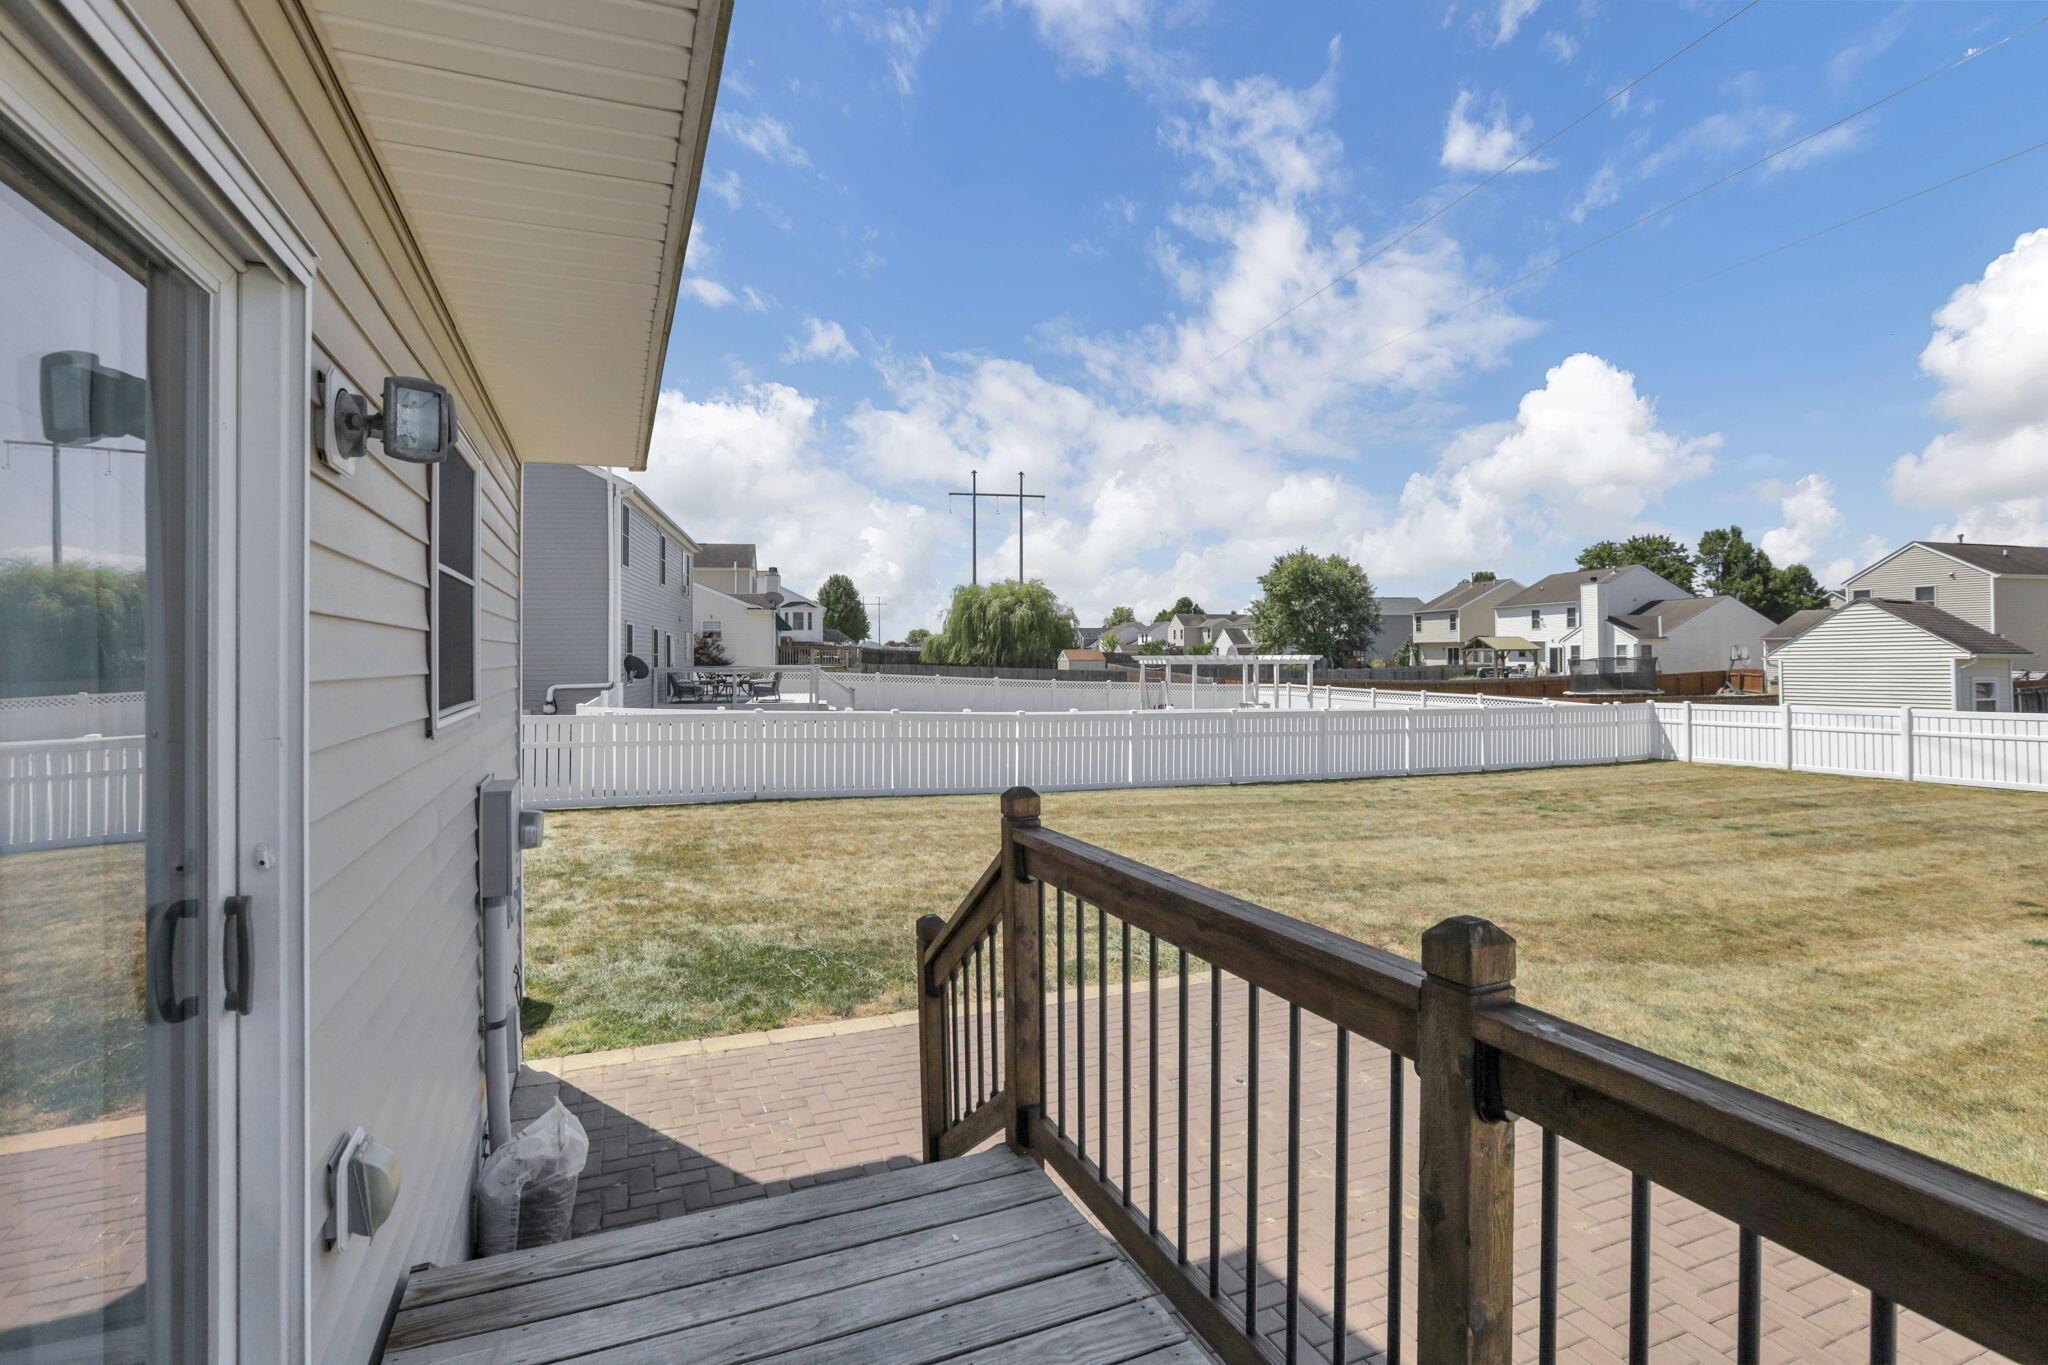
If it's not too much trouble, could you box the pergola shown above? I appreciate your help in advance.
[1133,653,1322,708]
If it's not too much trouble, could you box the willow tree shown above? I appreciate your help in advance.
[921,580,1078,668]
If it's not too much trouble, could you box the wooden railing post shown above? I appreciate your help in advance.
[915,912,947,1162]
[1000,787,1043,1151]
[1417,915,1518,1365]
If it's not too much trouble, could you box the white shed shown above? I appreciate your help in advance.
[1772,599,2030,711]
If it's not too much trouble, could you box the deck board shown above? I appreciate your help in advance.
[387,1148,1212,1365]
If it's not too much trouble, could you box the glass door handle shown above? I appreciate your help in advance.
[151,899,201,1022]
[223,895,254,1015]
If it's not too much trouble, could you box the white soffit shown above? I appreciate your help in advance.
[308,0,731,468]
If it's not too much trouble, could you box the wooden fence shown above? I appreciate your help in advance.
[919,791,2048,1364]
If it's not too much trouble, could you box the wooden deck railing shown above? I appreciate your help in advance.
[915,788,2048,1365]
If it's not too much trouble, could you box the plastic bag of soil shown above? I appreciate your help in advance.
[476,1100,589,1254]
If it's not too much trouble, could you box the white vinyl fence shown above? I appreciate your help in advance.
[523,702,1658,807]
[1655,702,2048,791]
[0,691,145,743]
[1,734,146,852]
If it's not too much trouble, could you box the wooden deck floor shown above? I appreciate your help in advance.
[385,1148,1212,1364]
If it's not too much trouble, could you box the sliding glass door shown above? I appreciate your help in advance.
[0,138,218,1365]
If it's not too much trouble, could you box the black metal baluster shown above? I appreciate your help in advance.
[972,943,984,1107]
[1285,1004,1301,1363]
[1387,1052,1404,1365]
[1869,1296,1896,1365]
[1246,983,1260,1336]
[1055,889,1066,1135]
[1737,1229,1761,1365]
[1540,1129,1559,1365]
[1098,905,1109,1173]
[1209,969,1222,1300]
[1629,1173,1651,1365]
[1148,931,1159,1233]
[1076,900,1088,1166]
[1333,1028,1349,1365]
[1122,916,1132,1206]
[1177,949,1190,1266]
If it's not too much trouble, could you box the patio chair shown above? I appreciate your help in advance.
[749,673,781,702]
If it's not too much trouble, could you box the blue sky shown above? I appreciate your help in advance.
[630,0,2048,634]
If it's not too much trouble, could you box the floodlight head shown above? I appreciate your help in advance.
[380,375,458,463]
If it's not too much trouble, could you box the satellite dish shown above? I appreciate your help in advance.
[622,653,650,681]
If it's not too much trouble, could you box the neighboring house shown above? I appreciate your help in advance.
[1366,596,1424,663]
[1165,612,1229,649]
[692,582,779,668]
[1058,648,1109,673]
[1412,579,1525,667]
[1101,621,1148,651]
[1762,607,1834,686]
[760,569,823,645]
[1772,599,2029,710]
[0,4,732,1363]
[522,466,697,712]
[1210,625,1257,657]
[1491,566,1771,675]
[1076,625,1107,648]
[1842,540,2048,663]
[695,541,766,596]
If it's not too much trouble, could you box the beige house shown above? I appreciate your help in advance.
[1412,578,1525,667]
[1843,540,2048,662]
[0,2,730,1362]
[1772,599,2029,710]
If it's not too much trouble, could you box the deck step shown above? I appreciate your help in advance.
[387,1149,1212,1364]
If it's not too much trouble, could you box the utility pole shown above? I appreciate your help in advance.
[864,597,886,643]
[946,470,1045,584]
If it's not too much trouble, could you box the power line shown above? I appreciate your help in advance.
[1179,0,1762,391]
[1646,135,2048,302]
[1340,13,2048,374]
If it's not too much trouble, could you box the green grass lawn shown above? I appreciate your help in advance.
[522,763,2048,1195]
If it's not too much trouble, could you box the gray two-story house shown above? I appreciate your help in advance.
[522,466,698,712]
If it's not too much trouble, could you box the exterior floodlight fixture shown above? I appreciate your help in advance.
[316,369,460,473]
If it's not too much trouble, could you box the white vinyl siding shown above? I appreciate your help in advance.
[1845,545,1993,629]
[1773,604,1965,709]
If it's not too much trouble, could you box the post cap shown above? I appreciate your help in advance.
[1421,915,1516,987]
[1000,787,1041,824]
[916,912,945,947]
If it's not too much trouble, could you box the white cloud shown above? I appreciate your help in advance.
[1355,354,1718,582]
[1566,162,1622,224]
[680,277,738,308]
[1541,29,1577,63]
[1889,229,2048,536]
[1760,121,1868,178]
[1164,42,1345,200]
[1440,90,1554,176]
[1829,8,1909,89]
[783,316,858,364]
[855,0,948,96]
[993,0,1156,76]
[705,169,743,209]
[1493,0,1540,47]
[1758,473,1842,567]
[718,112,813,170]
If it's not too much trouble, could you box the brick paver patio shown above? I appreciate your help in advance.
[523,976,2001,1365]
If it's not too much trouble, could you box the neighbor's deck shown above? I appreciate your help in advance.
[384,1148,1211,1364]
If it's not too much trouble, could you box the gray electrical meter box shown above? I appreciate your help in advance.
[479,777,539,899]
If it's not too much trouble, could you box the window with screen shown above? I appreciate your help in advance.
[1914,586,1935,603]
[660,535,668,584]
[432,448,479,727]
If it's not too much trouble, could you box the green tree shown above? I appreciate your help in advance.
[817,573,869,642]
[1247,549,1381,666]
[1576,535,1698,594]
[921,580,1079,668]
[0,559,146,694]
[1101,604,1137,632]
[692,631,730,667]
[1152,595,1203,623]
[1135,640,1171,656]
[904,627,931,648]
[1694,527,1830,622]
[1468,570,1497,583]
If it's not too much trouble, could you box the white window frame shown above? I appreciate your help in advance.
[1914,585,1936,603]
[1973,678,1998,712]
[1,18,319,1361]
[428,441,483,733]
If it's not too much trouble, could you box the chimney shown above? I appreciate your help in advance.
[1957,533,1966,543]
